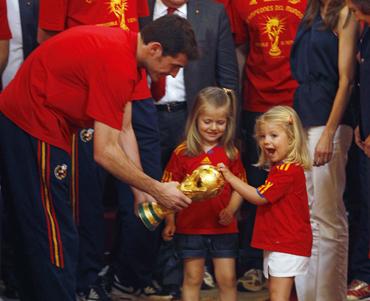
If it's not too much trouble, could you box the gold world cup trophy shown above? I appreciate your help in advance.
[138,164,225,230]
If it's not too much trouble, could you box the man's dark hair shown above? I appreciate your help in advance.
[141,14,199,60]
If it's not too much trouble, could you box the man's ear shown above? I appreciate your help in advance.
[147,41,163,58]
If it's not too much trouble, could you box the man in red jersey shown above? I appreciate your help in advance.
[0,15,197,301]
[37,1,165,299]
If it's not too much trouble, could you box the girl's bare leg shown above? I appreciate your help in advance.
[268,276,294,301]
[182,258,205,301]
[213,258,237,301]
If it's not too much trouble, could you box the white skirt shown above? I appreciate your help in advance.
[263,250,310,279]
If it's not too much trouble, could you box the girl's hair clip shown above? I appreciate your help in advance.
[288,115,293,125]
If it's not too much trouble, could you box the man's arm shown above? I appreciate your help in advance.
[93,120,191,211]
[118,102,156,206]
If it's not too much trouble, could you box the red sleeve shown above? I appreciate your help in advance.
[85,55,136,131]
[229,152,247,182]
[257,170,293,203]
[230,0,248,45]
[0,0,11,39]
[137,0,149,17]
[38,0,68,31]
[162,151,185,183]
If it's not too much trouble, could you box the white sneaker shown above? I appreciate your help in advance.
[237,269,266,292]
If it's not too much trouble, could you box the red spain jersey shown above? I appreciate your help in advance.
[162,143,246,235]
[230,0,306,112]
[251,163,312,256]
[0,26,139,154]
[0,0,11,40]
[38,0,150,100]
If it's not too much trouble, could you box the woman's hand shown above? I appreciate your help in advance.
[363,135,370,158]
[314,130,334,166]
[354,126,364,151]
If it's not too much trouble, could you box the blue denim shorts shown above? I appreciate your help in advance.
[175,233,239,259]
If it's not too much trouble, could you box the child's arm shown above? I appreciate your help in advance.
[219,191,243,226]
[218,163,268,205]
[162,213,176,241]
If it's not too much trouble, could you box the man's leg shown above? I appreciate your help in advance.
[347,145,370,299]
[153,103,187,298]
[111,99,162,296]
[75,129,108,298]
[0,114,78,301]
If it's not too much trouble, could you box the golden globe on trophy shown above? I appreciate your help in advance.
[138,164,225,230]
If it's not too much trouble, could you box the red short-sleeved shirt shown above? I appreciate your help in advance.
[230,0,306,113]
[0,0,11,40]
[38,0,150,100]
[0,26,139,154]
[251,163,312,257]
[162,143,246,235]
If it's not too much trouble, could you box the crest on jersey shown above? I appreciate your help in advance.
[54,164,68,180]
[80,128,94,143]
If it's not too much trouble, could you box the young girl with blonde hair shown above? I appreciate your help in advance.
[161,86,246,301]
[218,105,312,301]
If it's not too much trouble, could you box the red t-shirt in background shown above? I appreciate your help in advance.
[252,163,312,257]
[230,0,306,112]
[0,27,139,154]
[0,0,11,40]
[38,0,150,100]
[163,143,246,235]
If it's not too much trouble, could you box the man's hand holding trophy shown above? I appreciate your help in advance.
[138,164,225,230]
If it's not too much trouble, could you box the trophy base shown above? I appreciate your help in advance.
[137,202,170,231]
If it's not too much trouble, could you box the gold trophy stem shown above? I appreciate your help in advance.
[137,202,173,231]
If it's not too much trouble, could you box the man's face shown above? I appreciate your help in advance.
[145,51,188,81]
[161,0,187,9]
[348,0,370,23]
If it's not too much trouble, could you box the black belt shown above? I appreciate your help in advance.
[156,102,186,113]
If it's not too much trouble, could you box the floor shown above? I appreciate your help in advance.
[110,288,269,301]
[200,288,269,301]
[0,288,269,301]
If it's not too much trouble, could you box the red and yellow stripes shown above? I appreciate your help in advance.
[161,170,173,183]
[276,163,291,171]
[38,141,64,268]
[174,143,186,155]
[258,180,274,195]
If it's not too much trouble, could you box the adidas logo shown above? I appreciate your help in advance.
[201,156,212,164]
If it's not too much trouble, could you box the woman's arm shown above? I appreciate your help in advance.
[314,7,359,166]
